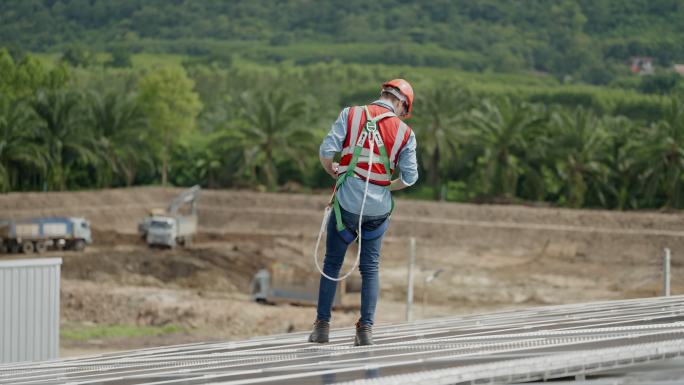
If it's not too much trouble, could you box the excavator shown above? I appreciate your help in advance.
[138,185,200,248]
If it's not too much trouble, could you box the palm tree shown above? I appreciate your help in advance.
[0,97,46,191]
[467,98,547,200]
[633,97,684,208]
[193,147,223,188]
[202,128,254,187]
[415,85,473,200]
[32,90,98,190]
[233,89,311,190]
[602,116,640,210]
[550,107,611,208]
[88,90,154,186]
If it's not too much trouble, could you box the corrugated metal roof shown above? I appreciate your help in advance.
[1,295,683,384]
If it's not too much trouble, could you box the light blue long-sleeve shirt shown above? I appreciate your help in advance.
[319,99,418,216]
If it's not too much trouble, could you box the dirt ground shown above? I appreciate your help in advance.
[1,186,682,358]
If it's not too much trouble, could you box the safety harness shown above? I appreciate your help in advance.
[333,105,395,241]
[313,105,396,282]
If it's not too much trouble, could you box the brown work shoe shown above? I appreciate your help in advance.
[354,321,373,346]
[308,320,330,343]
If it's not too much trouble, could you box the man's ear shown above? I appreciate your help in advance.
[395,100,405,116]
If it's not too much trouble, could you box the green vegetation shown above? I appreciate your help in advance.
[2,47,683,209]
[2,0,684,210]
[137,66,202,185]
[3,1,684,83]
[61,324,185,341]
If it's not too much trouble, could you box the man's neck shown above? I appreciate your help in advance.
[374,98,396,113]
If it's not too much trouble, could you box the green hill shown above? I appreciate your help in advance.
[2,0,684,83]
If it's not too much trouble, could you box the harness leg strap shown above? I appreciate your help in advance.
[361,217,390,240]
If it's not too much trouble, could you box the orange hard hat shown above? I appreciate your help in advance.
[382,79,414,118]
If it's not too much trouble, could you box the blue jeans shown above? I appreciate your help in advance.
[316,206,389,326]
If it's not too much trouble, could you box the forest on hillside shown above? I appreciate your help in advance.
[2,0,684,83]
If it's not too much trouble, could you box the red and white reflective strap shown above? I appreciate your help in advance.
[389,121,410,165]
[356,167,391,182]
[347,106,363,152]
[342,147,371,158]
[370,111,397,124]
[336,165,391,182]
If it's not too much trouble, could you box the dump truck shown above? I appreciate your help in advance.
[250,262,361,309]
[0,217,92,254]
[138,185,200,248]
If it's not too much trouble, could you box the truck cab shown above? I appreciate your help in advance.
[146,216,177,248]
[70,217,93,245]
[138,186,200,249]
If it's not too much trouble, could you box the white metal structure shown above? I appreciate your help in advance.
[0,258,61,364]
[1,296,683,384]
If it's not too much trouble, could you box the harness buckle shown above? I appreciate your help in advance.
[365,120,378,132]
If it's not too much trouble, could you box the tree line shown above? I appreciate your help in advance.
[2,48,684,210]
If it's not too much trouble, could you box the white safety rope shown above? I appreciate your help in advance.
[313,134,376,282]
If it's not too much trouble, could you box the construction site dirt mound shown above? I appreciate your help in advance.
[61,236,278,292]
[2,187,683,357]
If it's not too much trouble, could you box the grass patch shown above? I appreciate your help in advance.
[130,53,186,68]
[33,52,186,69]
[61,324,185,341]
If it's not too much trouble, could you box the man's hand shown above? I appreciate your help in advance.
[320,156,339,179]
[389,178,409,191]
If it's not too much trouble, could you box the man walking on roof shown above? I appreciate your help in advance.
[310,79,419,346]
